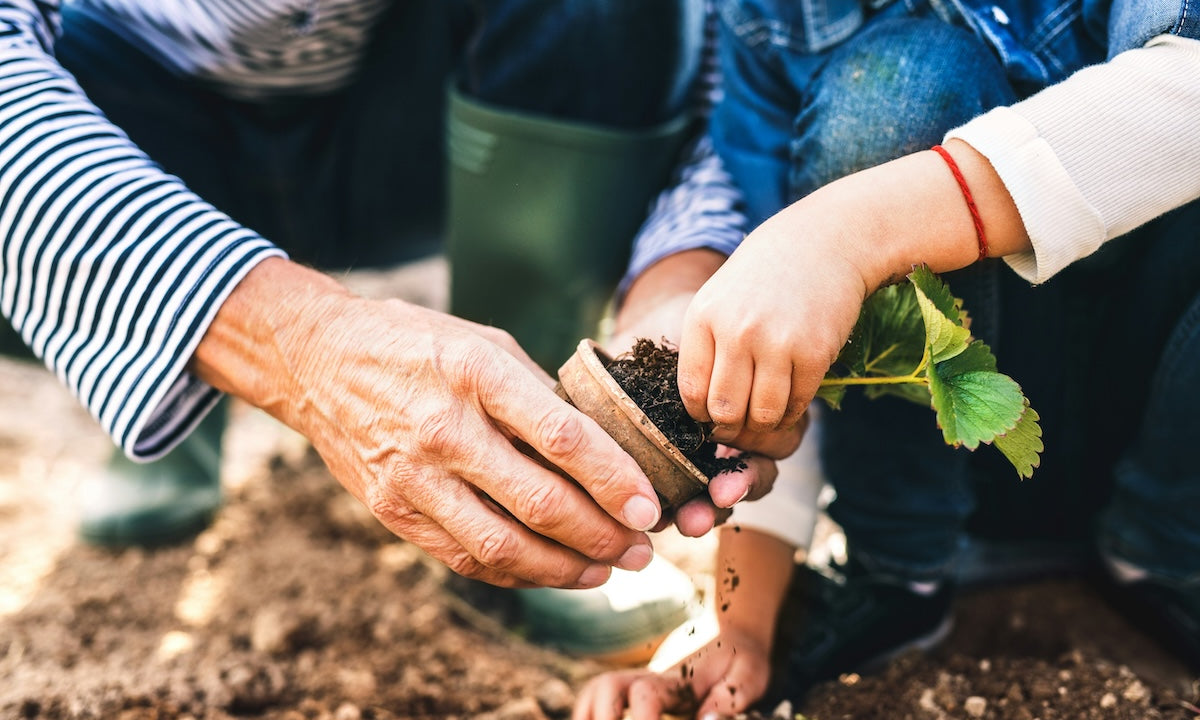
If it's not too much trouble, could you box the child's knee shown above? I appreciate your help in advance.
[790,17,1015,193]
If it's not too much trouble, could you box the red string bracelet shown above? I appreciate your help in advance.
[931,144,989,261]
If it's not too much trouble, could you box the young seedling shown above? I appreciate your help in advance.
[816,265,1042,478]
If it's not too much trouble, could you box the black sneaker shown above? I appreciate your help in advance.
[762,558,955,706]
[1097,565,1200,672]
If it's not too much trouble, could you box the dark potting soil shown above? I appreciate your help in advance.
[604,338,746,480]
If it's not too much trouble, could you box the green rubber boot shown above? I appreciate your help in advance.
[446,87,693,371]
[78,400,227,548]
[518,556,702,665]
[446,90,697,661]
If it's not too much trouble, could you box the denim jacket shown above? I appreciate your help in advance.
[723,0,1200,87]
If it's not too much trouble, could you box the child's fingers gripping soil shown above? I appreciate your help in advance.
[572,669,693,720]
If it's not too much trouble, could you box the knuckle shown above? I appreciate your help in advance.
[443,549,490,580]
[364,483,412,527]
[746,406,782,433]
[532,407,587,460]
[473,524,522,571]
[511,480,566,531]
[445,342,492,395]
[720,314,765,344]
[575,461,627,502]
[676,374,706,404]
[585,523,629,563]
[414,403,464,457]
[479,325,518,351]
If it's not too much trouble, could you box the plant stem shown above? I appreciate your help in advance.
[819,374,929,387]
[819,344,932,388]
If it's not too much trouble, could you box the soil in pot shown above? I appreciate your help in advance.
[604,338,745,481]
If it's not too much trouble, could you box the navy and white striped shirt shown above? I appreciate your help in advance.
[0,0,745,460]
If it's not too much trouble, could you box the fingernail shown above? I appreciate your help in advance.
[577,563,611,588]
[622,495,660,531]
[616,543,653,571]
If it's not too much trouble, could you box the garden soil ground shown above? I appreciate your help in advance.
[2,257,1198,720]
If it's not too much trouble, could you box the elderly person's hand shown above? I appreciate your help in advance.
[611,249,801,538]
[192,257,663,588]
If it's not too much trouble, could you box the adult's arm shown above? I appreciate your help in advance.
[190,256,664,589]
[0,2,663,587]
[0,0,284,459]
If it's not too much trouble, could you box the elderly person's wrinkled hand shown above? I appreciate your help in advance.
[193,258,663,588]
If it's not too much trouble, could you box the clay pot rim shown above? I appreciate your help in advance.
[571,339,710,487]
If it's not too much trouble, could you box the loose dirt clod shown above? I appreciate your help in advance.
[604,338,746,479]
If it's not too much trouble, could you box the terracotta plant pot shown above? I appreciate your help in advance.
[555,339,709,510]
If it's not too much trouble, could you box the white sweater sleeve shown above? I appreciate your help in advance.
[946,34,1200,284]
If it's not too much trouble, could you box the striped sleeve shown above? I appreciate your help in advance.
[616,1,748,302]
[0,0,285,460]
[617,134,748,302]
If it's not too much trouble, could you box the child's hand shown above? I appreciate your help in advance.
[677,198,876,445]
[571,630,772,720]
[608,248,807,538]
[677,143,1029,445]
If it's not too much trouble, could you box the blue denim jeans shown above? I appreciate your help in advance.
[57,0,700,270]
[712,0,1200,582]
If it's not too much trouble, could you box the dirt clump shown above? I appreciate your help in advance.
[605,338,746,480]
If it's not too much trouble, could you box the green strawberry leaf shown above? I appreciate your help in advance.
[927,341,1024,449]
[993,403,1044,479]
[817,265,1042,478]
[865,381,931,406]
[909,265,969,327]
[815,383,847,409]
[910,265,971,364]
[835,282,926,379]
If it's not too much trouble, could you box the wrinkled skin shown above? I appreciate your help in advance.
[195,258,663,588]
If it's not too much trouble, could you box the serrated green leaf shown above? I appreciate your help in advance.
[927,341,1024,450]
[938,336,998,375]
[835,283,926,378]
[911,269,971,364]
[908,265,969,328]
[816,266,1041,479]
[864,382,932,406]
[994,404,1043,479]
[815,383,846,409]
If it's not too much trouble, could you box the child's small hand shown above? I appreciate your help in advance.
[571,630,772,720]
[678,202,875,445]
